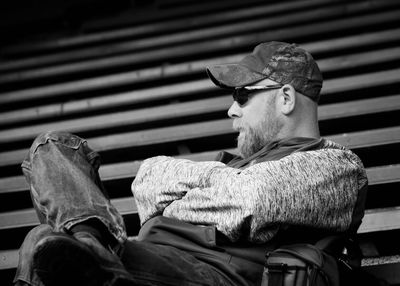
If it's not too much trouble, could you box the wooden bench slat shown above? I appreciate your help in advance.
[0,250,18,270]
[358,207,400,233]
[366,164,400,185]
[0,176,27,193]
[0,0,339,71]
[321,68,400,95]
[328,126,400,150]
[1,8,399,91]
[303,26,400,53]
[318,94,400,120]
[1,129,399,194]
[362,255,400,267]
[319,46,400,73]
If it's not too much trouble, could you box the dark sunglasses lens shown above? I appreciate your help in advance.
[233,89,250,105]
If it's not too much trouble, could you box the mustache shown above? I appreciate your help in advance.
[232,120,244,131]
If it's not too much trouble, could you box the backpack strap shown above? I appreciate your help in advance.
[266,263,310,286]
[267,263,286,286]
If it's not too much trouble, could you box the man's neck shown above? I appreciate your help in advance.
[278,123,320,141]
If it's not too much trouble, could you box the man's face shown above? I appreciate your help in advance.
[228,80,283,158]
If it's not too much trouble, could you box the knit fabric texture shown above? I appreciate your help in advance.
[131,139,367,243]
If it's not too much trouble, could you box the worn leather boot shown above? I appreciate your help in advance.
[32,231,134,286]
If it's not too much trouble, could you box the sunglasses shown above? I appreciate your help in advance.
[232,84,283,105]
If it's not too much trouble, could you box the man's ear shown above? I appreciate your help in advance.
[279,84,296,115]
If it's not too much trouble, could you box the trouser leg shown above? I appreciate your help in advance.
[21,131,126,245]
[14,225,52,286]
[14,227,238,286]
[120,240,236,286]
[14,131,240,286]
[14,131,127,285]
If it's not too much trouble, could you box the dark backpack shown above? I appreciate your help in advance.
[261,243,340,286]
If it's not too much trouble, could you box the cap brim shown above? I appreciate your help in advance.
[206,64,266,89]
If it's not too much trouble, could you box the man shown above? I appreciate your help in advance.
[14,41,367,286]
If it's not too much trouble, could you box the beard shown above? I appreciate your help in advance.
[235,114,283,159]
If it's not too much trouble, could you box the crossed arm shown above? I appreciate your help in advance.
[131,148,367,243]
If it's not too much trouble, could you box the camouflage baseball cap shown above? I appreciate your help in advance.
[206,41,323,102]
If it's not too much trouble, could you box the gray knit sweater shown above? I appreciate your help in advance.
[131,139,367,243]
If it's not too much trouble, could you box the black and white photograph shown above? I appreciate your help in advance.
[0,0,399,285]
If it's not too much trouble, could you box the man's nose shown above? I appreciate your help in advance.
[227,101,242,118]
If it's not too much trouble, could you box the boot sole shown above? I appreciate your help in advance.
[33,235,110,286]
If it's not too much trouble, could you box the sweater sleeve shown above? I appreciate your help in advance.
[132,148,367,243]
[131,156,225,224]
[162,148,367,242]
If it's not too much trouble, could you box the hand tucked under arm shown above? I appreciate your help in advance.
[131,156,225,224]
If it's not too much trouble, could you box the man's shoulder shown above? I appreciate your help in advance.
[317,139,364,164]
[295,139,363,166]
[293,139,367,183]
